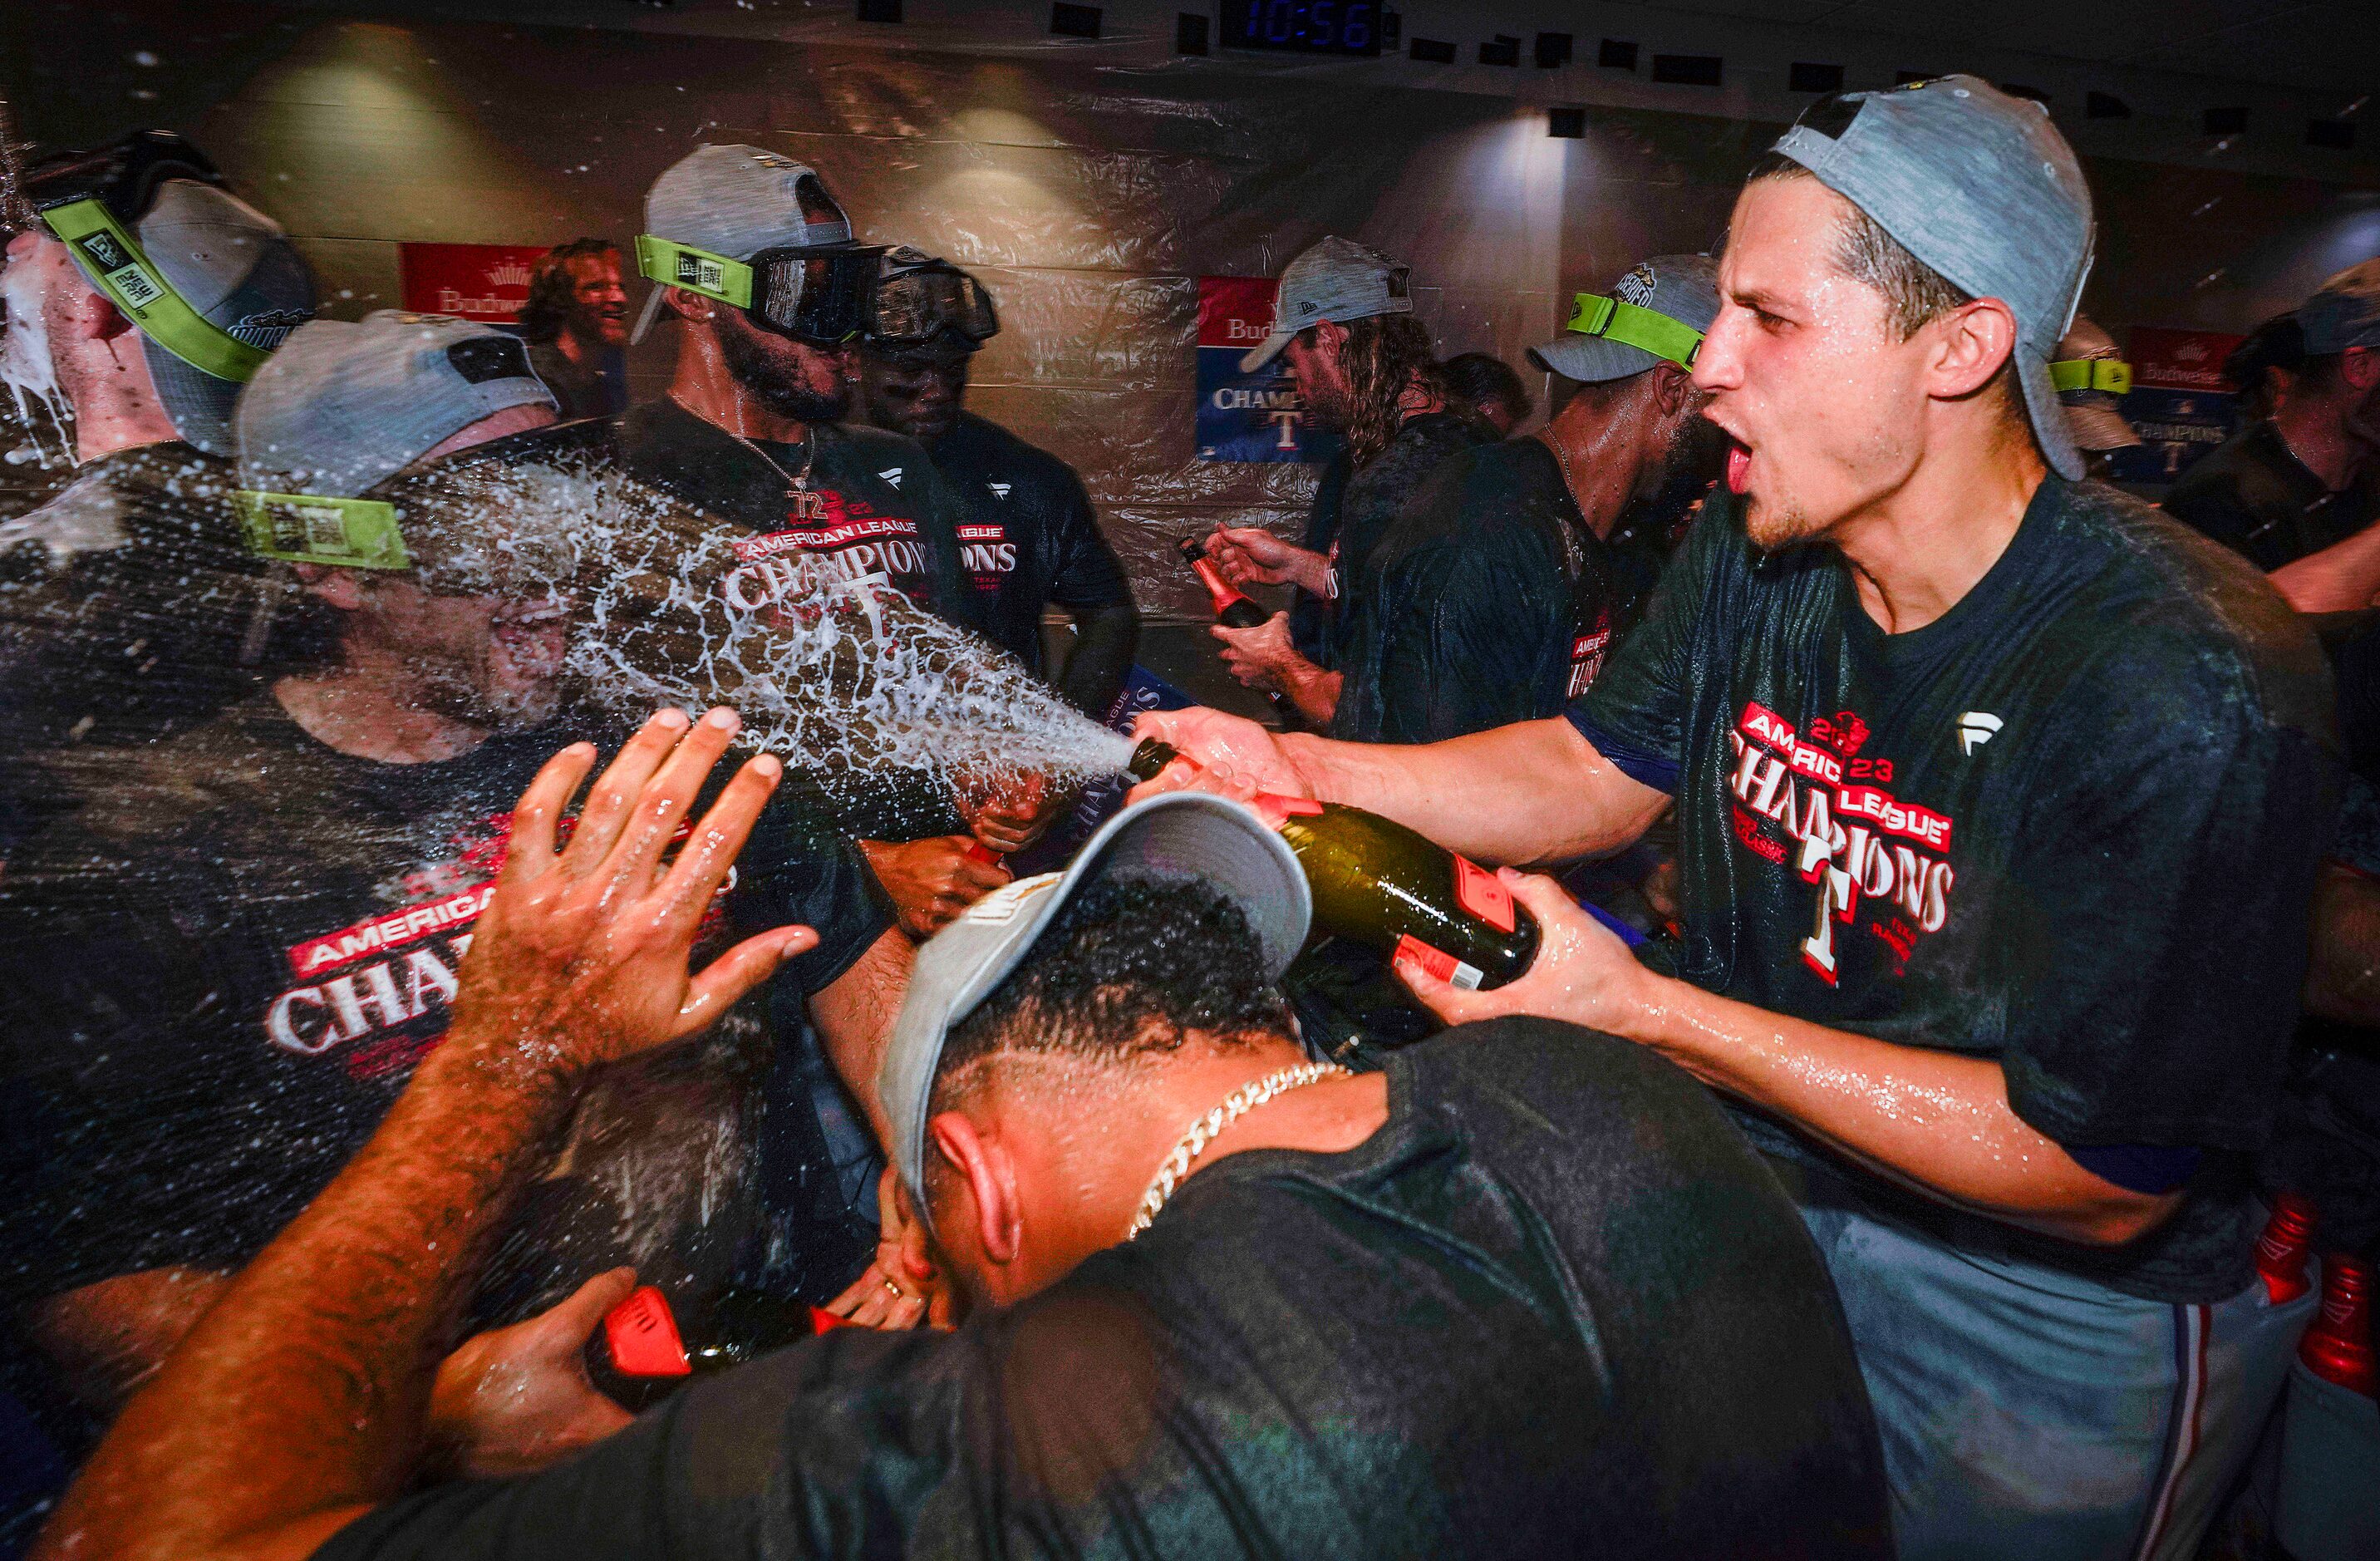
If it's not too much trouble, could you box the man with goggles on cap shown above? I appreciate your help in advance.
[0,130,315,769]
[617,149,1040,940]
[854,248,1139,720]
[0,311,907,1471]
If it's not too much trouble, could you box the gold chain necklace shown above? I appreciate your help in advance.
[1126,1062,1349,1239]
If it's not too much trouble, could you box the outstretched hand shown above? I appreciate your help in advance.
[1125,707,1313,805]
[446,707,819,1081]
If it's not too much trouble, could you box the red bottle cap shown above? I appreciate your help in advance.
[602,1285,692,1378]
[809,1306,864,1333]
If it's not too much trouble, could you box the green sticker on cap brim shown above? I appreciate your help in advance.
[635,234,754,310]
[2050,357,2132,395]
[1564,291,1704,368]
[234,491,411,570]
[41,197,270,384]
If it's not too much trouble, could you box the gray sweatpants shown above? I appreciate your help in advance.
[1794,1194,2313,1560]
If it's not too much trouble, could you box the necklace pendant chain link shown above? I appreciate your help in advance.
[1126,1062,1349,1240]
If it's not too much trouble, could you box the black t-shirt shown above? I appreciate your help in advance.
[2164,420,2378,573]
[525,343,622,425]
[0,694,892,1312]
[927,411,1133,675]
[0,442,277,754]
[315,1018,1889,1561]
[1291,410,1490,671]
[615,398,970,623]
[1333,438,1618,745]
[1571,478,2341,1302]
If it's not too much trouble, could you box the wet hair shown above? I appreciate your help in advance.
[1304,313,1452,468]
[1442,352,1534,424]
[927,874,1296,1125]
[1748,153,1969,339]
[514,239,620,346]
[1748,152,2028,441]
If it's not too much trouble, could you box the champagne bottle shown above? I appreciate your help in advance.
[1128,738,1539,989]
[2300,1254,2376,1399]
[1179,535,1305,731]
[588,1283,858,1411]
[2254,1191,2319,1306]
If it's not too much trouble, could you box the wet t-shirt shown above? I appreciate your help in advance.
[1571,478,2341,1302]
[615,398,969,622]
[2164,420,2378,573]
[0,694,893,1312]
[0,442,276,754]
[315,1018,1891,1561]
[927,411,1133,675]
[1291,410,1490,670]
[1333,438,1618,745]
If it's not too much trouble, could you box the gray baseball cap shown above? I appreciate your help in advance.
[1239,235,1414,372]
[1528,254,1720,383]
[879,792,1312,1219]
[1771,75,2096,481]
[2053,316,2140,453]
[69,178,317,459]
[235,312,557,498]
[630,144,856,345]
[2299,259,2380,356]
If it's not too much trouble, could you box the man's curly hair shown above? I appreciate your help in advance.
[927,874,1296,1125]
[514,238,620,346]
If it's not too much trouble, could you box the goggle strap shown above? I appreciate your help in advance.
[233,490,412,569]
[2049,357,2133,395]
[634,234,755,310]
[42,198,268,383]
[1564,292,1704,367]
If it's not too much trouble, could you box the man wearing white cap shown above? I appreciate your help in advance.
[1332,253,1727,746]
[616,144,1042,938]
[0,315,902,1453]
[1192,235,1488,726]
[44,724,1891,1560]
[1138,76,2338,1558]
[0,130,315,756]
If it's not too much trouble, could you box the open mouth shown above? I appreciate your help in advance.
[1726,441,1752,495]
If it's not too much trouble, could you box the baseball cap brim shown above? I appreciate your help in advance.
[880,792,1312,1219]
[2018,352,2086,482]
[1239,328,1297,374]
[1527,332,1664,385]
[2063,402,2140,452]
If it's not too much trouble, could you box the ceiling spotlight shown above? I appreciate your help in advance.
[1789,62,1842,93]
[1175,11,1207,54]
[2085,91,2132,119]
[1651,53,1722,86]
[1535,32,1573,69]
[2203,106,2248,136]
[1409,37,1455,62]
[1548,107,1586,138]
[1597,38,1637,71]
[1049,2,1101,38]
[1479,35,1520,66]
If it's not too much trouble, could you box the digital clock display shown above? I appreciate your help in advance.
[1217,0,1384,57]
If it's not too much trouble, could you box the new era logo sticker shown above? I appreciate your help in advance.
[878,467,902,488]
[1957,712,2003,756]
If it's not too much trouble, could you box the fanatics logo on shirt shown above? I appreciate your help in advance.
[1958,712,2004,755]
[878,466,903,489]
[988,482,1011,500]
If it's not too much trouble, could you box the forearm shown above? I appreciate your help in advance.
[1277,657,1342,726]
[2305,863,2380,1027]
[42,1041,574,1561]
[1620,974,2178,1245]
[1055,603,1138,716]
[1283,716,1665,865]
[2269,520,2380,613]
[808,926,914,1147]
[21,1268,231,1420]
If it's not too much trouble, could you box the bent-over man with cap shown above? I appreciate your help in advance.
[0,314,906,1468]
[1134,77,2340,1559]
[854,247,1140,720]
[1332,254,1726,746]
[38,727,1891,1561]
[0,130,315,765]
[2166,259,2380,611]
[1194,237,1489,726]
